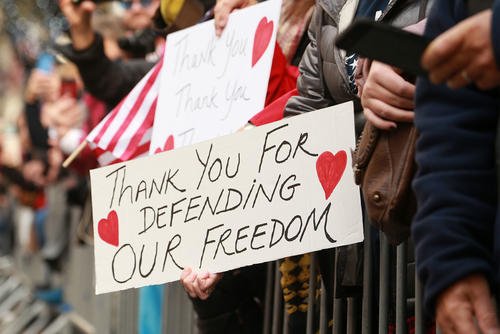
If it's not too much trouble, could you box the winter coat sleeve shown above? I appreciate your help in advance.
[58,33,155,109]
[412,0,499,316]
[284,5,336,116]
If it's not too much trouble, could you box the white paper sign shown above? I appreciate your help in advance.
[149,0,281,154]
[91,103,363,294]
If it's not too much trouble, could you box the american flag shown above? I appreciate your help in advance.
[86,57,163,166]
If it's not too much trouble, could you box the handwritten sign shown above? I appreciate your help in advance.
[149,0,282,154]
[91,103,363,294]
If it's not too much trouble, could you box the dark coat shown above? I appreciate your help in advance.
[412,0,500,316]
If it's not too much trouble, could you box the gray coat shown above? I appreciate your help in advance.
[285,0,431,132]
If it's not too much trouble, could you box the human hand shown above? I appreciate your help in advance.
[41,97,85,135]
[59,0,96,50]
[214,0,257,37]
[180,267,222,300]
[436,274,500,334]
[422,10,500,90]
[25,70,61,104]
[360,61,415,130]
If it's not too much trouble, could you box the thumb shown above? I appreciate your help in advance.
[421,21,467,70]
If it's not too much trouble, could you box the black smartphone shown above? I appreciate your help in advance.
[335,19,431,76]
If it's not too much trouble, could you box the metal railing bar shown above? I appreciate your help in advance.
[415,275,424,334]
[378,233,390,334]
[264,261,275,334]
[396,242,408,334]
[272,260,283,334]
[306,253,317,334]
[347,297,358,334]
[362,218,373,334]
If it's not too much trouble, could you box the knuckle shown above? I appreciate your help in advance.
[395,85,408,97]
[377,108,388,119]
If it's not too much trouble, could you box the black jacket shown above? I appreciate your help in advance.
[58,33,154,109]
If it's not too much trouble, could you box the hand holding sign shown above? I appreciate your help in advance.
[150,0,282,155]
[214,0,258,37]
[181,267,222,300]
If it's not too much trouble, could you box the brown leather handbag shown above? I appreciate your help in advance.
[353,122,417,245]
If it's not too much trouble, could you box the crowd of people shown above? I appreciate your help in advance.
[0,0,499,333]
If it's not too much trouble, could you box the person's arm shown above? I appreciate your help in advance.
[413,1,500,331]
[284,6,335,116]
[58,0,155,108]
[58,35,155,108]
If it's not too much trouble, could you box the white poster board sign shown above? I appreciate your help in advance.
[91,103,363,294]
[150,0,281,154]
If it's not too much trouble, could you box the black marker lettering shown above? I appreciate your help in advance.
[250,223,267,250]
[112,244,136,284]
[199,224,224,268]
[138,242,158,278]
[163,234,183,271]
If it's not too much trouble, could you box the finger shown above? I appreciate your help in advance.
[364,99,414,124]
[183,272,198,298]
[372,70,416,100]
[214,1,230,37]
[446,70,472,89]
[199,273,216,291]
[192,277,209,300]
[422,23,467,71]
[428,52,470,85]
[438,307,478,334]
[180,268,192,288]
[471,289,500,333]
[364,82,415,110]
[363,108,397,130]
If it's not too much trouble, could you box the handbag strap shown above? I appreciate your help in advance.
[418,0,428,21]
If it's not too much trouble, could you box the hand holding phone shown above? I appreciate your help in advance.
[335,19,431,76]
[35,52,55,74]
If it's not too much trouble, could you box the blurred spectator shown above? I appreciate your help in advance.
[122,0,161,31]
[0,182,14,256]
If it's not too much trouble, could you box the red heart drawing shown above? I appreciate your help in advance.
[154,135,175,154]
[316,150,347,199]
[98,210,119,247]
[252,17,274,67]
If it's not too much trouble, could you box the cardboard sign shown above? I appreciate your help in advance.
[150,0,282,154]
[91,103,363,294]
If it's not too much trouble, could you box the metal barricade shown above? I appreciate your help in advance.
[160,217,429,334]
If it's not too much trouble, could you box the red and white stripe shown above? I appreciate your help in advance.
[86,58,163,166]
